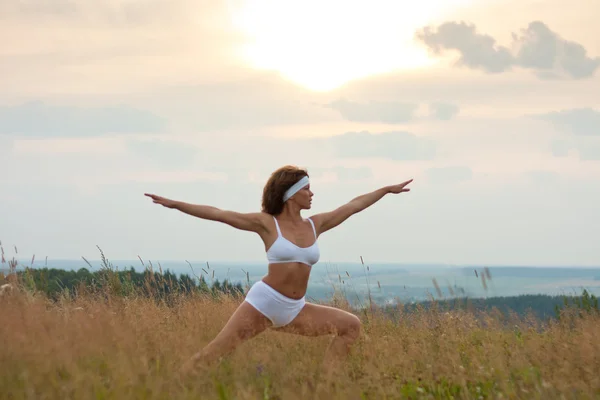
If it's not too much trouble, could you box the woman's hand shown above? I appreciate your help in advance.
[387,179,413,194]
[144,193,178,209]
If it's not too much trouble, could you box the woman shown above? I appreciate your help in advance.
[144,165,412,375]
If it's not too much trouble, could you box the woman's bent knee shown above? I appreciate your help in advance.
[342,314,361,341]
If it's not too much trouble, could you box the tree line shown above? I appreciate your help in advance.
[8,265,245,302]
[3,263,598,322]
[380,290,599,321]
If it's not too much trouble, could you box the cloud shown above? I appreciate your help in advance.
[551,140,571,157]
[1,71,338,134]
[327,99,461,123]
[0,0,245,96]
[12,137,127,155]
[0,0,229,29]
[125,138,199,168]
[330,131,436,161]
[415,21,600,80]
[0,136,12,155]
[161,73,337,131]
[332,65,599,113]
[309,166,374,182]
[426,166,473,184]
[512,21,600,80]
[525,170,560,185]
[0,101,167,137]
[428,102,460,120]
[532,108,600,136]
[327,99,418,123]
[4,0,188,26]
[332,166,374,182]
[415,21,514,73]
[550,138,600,161]
[116,170,228,184]
[533,108,600,159]
[576,141,600,161]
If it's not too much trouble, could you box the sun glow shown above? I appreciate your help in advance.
[227,0,471,91]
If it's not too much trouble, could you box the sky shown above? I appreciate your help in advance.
[1,0,599,267]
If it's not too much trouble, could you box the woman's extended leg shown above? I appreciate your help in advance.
[272,302,361,370]
[180,301,272,376]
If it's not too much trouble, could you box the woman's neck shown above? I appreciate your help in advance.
[277,204,303,223]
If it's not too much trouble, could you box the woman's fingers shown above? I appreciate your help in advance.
[144,193,166,205]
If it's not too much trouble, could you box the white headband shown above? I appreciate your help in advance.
[283,176,309,202]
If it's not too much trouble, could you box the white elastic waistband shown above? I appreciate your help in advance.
[251,280,304,304]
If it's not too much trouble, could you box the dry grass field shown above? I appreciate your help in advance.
[1,261,599,400]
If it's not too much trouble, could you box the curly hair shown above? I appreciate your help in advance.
[261,165,309,215]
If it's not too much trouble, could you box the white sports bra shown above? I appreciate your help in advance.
[266,216,320,267]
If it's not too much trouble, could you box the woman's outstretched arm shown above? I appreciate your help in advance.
[144,193,268,233]
[310,179,412,235]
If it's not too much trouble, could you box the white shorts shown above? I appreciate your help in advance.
[244,280,305,328]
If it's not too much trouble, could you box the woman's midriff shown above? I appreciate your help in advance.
[261,263,311,299]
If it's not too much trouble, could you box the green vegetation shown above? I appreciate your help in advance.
[384,291,599,321]
[4,254,598,323]
[15,264,244,301]
[6,247,245,303]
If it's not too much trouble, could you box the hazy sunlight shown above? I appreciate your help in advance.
[227,0,473,91]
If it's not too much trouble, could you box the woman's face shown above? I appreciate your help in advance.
[293,184,313,209]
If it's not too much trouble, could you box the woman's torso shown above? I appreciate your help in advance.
[260,215,320,299]
[262,263,312,299]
